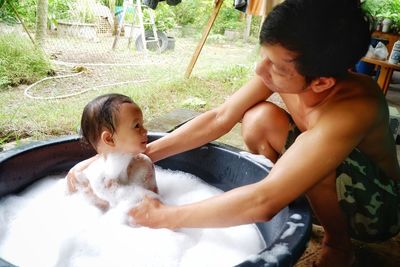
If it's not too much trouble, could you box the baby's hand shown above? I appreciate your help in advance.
[66,155,99,193]
[92,194,110,211]
[104,178,118,188]
[66,170,88,193]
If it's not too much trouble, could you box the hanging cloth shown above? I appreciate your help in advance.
[167,0,182,6]
[246,0,268,16]
[143,0,182,10]
[234,0,247,12]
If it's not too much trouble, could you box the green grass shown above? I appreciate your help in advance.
[0,31,259,148]
[0,33,54,89]
[0,64,253,146]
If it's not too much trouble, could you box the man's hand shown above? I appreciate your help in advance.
[128,195,169,228]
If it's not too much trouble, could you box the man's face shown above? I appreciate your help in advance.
[256,44,309,93]
[112,103,148,155]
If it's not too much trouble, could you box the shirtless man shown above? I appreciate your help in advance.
[129,0,400,266]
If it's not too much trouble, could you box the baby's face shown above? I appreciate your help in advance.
[112,103,147,155]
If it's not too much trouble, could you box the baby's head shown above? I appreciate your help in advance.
[81,93,148,155]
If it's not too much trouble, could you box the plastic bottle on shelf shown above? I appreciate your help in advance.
[389,40,400,64]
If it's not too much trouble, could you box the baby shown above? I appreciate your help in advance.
[66,93,158,211]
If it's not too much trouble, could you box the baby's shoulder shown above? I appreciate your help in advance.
[127,154,154,172]
[133,153,153,164]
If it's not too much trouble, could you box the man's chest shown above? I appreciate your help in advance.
[280,94,320,132]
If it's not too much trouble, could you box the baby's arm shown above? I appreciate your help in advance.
[66,155,110,211]
[66,155,99,193]
[84,185,110,211]
[127,154,158,193]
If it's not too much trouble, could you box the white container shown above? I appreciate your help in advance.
[389,40,400,64]
[382,18,392,33]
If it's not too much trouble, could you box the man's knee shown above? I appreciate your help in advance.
[241,102,289,159]
[241,102,289,144]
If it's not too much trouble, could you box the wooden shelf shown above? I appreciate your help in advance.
[372,31,400,53]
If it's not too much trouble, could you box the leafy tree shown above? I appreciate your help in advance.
[362,0,400,33]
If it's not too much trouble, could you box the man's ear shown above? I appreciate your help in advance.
[100,131,115,147]
[310,77,336,93]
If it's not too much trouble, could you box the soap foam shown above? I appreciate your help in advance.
[0,167,265,267]
[280,222,305,240]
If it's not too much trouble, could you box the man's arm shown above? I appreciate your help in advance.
[146,75,272,162]
[130,101,376,228]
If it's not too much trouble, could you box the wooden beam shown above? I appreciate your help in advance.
[184,0,224,78]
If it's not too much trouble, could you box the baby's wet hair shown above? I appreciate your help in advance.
[80,93,138,149]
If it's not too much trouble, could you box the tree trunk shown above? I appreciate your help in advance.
[35,0,48,47]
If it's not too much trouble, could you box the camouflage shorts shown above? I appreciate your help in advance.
[283,123,400,242]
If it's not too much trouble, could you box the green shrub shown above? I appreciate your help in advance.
[0,33,53,89]
[172,1,248,36]
[212,1,244,34]
[172,0,209,27]
[362,0,400,33]
[0,0,74,28]
[153,2,177,31]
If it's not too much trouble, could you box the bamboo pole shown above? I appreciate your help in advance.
[7,0,36,45]
[184,0,224,78]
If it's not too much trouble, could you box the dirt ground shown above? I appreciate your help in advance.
[294,225,400,267]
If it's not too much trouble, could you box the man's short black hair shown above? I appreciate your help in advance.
[260,0,371,80]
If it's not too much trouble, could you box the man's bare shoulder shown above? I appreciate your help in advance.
[323,73,385,121]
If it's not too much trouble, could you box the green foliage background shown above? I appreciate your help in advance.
[0,0,252,33]
[361,0,400,33]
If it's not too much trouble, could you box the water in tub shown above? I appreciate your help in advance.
[0,157,266,267]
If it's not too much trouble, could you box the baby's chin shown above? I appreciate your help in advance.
[109,149,144,156]
[113,145,146,155]
[128,148,146,155]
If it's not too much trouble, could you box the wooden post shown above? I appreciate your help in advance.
[112,0,129,50]
[35,0,48,48]
[243,14,252,42]
[184,0,224,78]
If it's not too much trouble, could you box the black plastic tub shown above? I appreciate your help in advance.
[0,133,311,267]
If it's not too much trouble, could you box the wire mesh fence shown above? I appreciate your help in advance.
[0,1,261,144]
